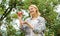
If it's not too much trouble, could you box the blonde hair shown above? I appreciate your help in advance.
[29,5,41,16]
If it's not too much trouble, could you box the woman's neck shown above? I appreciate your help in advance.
[31,13,38,20]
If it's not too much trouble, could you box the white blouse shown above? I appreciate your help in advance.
[21,16,46,36]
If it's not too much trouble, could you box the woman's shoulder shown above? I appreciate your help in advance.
[38,16,46,23]
[38,16,45,20]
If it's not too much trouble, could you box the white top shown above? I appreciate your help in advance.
[21,16,46,36]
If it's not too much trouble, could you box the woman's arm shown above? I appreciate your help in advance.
[25,21,34,29]
[24,18,34,30]
[18,16,23,28]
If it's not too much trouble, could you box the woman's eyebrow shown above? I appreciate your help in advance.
[29,8,33,9]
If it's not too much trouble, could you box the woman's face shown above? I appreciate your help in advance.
[29,6,37,15]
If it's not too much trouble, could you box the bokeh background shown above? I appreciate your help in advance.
[0,0,60,36]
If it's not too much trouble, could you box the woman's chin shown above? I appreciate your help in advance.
[31,14,34,16]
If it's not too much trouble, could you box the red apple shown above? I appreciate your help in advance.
[17,12,23,16]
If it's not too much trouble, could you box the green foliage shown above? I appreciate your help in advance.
[0,0,60,36]
[0,7,4,15]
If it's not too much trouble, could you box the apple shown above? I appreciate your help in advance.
[17,12,23,16]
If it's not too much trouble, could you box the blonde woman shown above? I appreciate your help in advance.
[18,5,46,36]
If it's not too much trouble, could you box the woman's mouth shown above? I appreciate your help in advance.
[30,11,33,13]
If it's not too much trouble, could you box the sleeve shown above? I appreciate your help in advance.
[25,18,31,23]
[33,17,46,34]
[20,18,30,31]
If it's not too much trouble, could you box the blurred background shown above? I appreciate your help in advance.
[0,0,60,36]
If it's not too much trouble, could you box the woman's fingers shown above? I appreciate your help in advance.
[23,21,28,24]
[20,21,25,24]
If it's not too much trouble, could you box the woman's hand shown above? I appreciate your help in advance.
[17,12,24,28]
[17,12,24,24]
[24,21,34,29]
[17,12,23,19]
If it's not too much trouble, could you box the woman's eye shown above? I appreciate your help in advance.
[31,8,33,10]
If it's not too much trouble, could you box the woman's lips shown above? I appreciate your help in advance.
[30,11,34,13]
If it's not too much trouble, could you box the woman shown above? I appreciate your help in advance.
[18,5,46,36]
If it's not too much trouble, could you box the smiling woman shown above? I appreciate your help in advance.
[18,4,46,36]
[0,0,60,36]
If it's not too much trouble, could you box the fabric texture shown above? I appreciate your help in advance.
[21,16,46,36]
